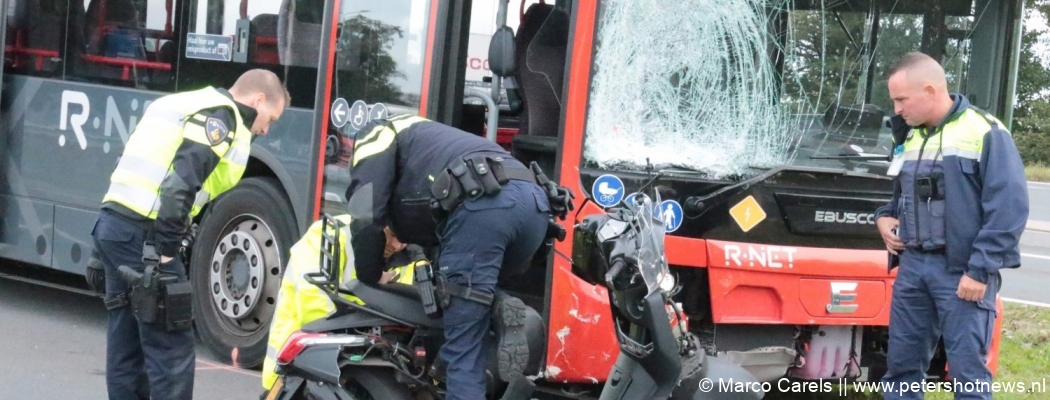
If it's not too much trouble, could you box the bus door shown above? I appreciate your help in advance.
[316,0,436,216]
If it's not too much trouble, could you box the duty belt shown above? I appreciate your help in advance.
[429,154,536,213]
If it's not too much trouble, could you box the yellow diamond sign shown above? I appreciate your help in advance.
[729,195,766,233]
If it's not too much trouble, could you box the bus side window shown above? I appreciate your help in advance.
[4,0,75,78]
[71,0,178,91]
[178,0,321,109]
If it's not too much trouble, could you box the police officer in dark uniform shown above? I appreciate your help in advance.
[875,52,1028,400]
[90,69,288,400]
[345,115,573,400]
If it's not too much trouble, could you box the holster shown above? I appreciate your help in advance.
[125,267,193,331]
[414,260,443,319]
[118,244,194,331]
[128,265,164,324]
[413,257,495,319]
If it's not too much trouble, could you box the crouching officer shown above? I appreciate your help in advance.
[261,215,419,392]
[874,52,1028,400]
[345,115,574,400]
[91,69,288,400]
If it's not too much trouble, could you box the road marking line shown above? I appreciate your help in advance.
[195,359,262,378]
[1021,253,1050,261]
[1002,297,1050,308]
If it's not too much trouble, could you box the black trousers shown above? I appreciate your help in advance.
[437,180,550,400]
[92,209,195,400]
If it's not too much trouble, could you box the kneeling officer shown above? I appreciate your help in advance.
[261,214,420,392]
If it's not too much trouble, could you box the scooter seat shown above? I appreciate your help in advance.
[344,280,443,329]
[301,312,403,333]
[375,282,420,300]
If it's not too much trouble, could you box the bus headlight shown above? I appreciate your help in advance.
[659,271,676,293]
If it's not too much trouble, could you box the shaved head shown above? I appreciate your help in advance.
[230,69,290,107]
[888,52,948,93]
[886,52,954,127]
[229,69,291,136]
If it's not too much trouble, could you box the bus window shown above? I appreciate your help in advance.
[331,0,429,112]
[179,0,320,109]
[579,0,998,180]
[69,0,177,91]
[4,0,79,78]
[319,0,431,214]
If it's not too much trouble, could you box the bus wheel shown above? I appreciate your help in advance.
[191,177,297,369]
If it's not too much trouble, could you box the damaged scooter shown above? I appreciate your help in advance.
[263,181,763,400]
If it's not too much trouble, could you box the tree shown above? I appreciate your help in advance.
[334,15,408,106]
[1012,0,1050,165]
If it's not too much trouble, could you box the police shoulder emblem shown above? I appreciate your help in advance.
[205,117,230,146]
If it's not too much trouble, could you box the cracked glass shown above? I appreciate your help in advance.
[582,0,981,180]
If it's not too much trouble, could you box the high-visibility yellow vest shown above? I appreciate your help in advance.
[102,87,252,219]
[900,108,1000,160]
[262,215,417,390]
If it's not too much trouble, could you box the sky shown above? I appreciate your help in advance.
[1027,4,1050,62]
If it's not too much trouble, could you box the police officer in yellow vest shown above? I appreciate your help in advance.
[874,52,1029,400]
[90,69,288,400]
[260,215,421,391]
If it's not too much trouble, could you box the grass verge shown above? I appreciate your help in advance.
[1025,163,1050,182]
[758,302,1050,399]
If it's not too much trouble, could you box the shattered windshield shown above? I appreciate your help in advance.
[583,0,980,180]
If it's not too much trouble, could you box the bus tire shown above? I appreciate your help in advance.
[190,176,297,369]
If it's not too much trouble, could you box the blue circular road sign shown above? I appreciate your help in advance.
[592,174,625,208]
[657,200,684,232]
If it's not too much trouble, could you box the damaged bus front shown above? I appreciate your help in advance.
[540,0,1021,384]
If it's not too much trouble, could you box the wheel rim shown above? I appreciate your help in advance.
[208,214,283,334]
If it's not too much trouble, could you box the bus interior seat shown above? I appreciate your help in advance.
[84,0,139,56]
[251,13,280,64]
[5,0,23,67]
[509,2,568,181]
[277,0,321,68]
[5,0,23,40]
[460,22,520,144]
[496,3,571,300]
[512,3,555,139]
[103,29,147,60]
[8,0,67,73]
[78,0,150,84]
[520,4,568,138]
[462,25,518,145]
[150,39,176,87]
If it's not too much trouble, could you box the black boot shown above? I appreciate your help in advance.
[492,293,530,382]
[492,293,536,400]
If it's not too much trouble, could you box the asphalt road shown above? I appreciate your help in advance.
[0,271,262,400]
[1000,182,1050,305]
[1028,181,1050,223]
[1005,228,1050,305]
